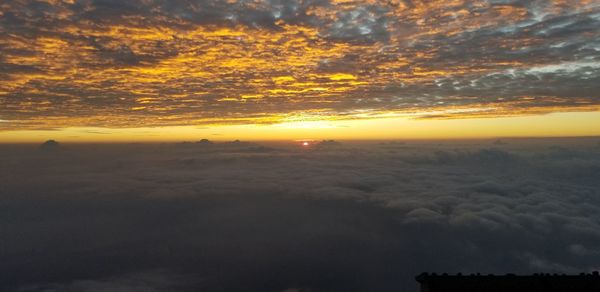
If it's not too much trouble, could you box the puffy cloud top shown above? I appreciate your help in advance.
[1,139,600,290]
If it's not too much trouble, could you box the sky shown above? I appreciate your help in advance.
[2,2,600,290]
[1,0,600,141]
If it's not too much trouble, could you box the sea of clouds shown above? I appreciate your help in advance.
[1,138,600,291]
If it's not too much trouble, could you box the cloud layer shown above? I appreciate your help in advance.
[1,0,600,129]
[1,138,600,291]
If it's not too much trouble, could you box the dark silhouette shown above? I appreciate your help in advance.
[196,139,213,146]
[416,272,600,292]
[40,139,60,150]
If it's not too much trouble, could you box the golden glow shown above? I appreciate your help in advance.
[1,0,599,140]
[2,112,600,143]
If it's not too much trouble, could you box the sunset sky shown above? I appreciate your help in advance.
[1,0,600,142]
[3,2,600,290]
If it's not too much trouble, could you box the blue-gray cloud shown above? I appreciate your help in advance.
[1,139,600,291]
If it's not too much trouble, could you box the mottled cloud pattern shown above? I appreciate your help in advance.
[1,139,600,291]
[1,0,600,129]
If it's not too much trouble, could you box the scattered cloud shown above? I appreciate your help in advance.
[1,1,599,129]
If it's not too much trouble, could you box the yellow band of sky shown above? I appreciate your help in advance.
[2,111,599,143]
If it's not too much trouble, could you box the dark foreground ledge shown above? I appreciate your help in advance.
[416,272,600,292]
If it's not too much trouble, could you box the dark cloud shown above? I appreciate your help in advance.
[1,138,600,291]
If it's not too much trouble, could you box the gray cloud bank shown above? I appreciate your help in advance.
[1,138,600,291]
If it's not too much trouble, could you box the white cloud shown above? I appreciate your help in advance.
[524,61,600,74]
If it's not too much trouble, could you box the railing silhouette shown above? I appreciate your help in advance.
[416,272,600,292]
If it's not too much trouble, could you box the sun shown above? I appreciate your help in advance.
[302,141,310,146]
